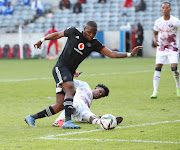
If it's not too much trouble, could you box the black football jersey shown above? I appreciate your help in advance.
[56,27,105,74]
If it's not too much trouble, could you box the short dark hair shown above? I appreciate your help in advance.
[162,2,171,7]
[86,21,97,28]
[96,84,109,97]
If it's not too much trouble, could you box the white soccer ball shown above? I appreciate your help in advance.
[100,114,117,130]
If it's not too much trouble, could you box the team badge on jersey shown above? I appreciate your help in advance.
[86,42,91,48]
[78,43,84,50]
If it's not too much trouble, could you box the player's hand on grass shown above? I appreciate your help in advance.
[74,71,82,77]
[34,41,42,49]
[131,46,143,56]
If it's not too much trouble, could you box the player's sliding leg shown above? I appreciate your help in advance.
[53,110,65,127]
[172,66,180,97]
[151,66,162,99]
[116,117,123,125]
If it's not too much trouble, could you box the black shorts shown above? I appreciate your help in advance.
[52,64,73,95]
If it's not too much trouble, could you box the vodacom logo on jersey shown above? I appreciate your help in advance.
[78,43,84,50]
[74,43,85,55]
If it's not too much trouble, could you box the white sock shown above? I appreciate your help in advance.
[92,118,100,124]
[153,71,161,94]
[173,70,180,88]
[55,110,65,122]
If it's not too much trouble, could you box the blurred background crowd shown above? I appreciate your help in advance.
[0,0,179,58]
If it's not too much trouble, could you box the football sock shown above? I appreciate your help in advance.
[64,98,73,121]
[173,71,180,88]
[55,110,65,122]
[153,71,161,94]
[31,106,56,119]
[92,118,100,124]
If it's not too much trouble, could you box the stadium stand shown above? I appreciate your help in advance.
[3,44,13,58]
[0,0,179,59]
[0,0,179,33]
[0,46,3,58]
[23,43,31,58]
[13,44,20,58]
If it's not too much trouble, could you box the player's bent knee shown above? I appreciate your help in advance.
[171,67,177,71]
[155,67,162,71]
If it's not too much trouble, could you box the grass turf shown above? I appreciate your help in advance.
[0,58,179,150]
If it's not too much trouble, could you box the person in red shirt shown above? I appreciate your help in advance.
[123,0,133,7]
[45,23,59,57]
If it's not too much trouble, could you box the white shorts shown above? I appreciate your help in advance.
[72,101,96,123]
[156,50,179,65]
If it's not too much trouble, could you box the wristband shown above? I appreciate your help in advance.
[127,53,132,57]
[40,37,45,43]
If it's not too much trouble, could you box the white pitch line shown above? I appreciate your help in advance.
[0,70,154,82]
[36,120,180,139]
[37,137,180,144]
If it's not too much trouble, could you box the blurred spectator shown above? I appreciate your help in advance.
[0,7,2,15]
[31,0,44,16]
[59,0,71,10]
[135,0,146,12]
[136,23,144,56]
[3,2,13,15]
[17,0,31,6]
[78,0,86,3]
[0,1,6,14]
[98,0,106,3]
[123,0,133,7]
[1,0,11,6]
[73,0,82,14]
[45,23,59,57]
[122,0,133,16]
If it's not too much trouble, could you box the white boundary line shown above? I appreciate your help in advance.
[0,70,154,82]
[37,138,180,144]
[36,120,180,144]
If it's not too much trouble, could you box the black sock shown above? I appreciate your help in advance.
[64,98,73,121]
[31,106,56,119]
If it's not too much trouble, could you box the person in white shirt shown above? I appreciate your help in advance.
[31,0,44,16]
[151,2,180,99]
[53,79,123,127]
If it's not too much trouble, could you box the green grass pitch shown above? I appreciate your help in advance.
[0,57,179,150]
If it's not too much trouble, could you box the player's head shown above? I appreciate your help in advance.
[161,2,171,16]
[92,84,109,99]
[83,21,97,41]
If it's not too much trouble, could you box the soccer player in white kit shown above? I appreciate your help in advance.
[53,79,123,127]
[151,2,180,99]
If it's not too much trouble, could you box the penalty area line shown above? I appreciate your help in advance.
[36,120,180,140]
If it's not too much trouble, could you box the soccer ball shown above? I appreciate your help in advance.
[100,114,117,130]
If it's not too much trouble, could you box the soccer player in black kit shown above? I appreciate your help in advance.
[24,21,142,129]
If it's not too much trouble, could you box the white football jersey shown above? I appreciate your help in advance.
[154,15,180,52]
[73,79,93,108]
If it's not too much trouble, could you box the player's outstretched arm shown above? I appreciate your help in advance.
[34,31,65,49]
[101,46,143,58]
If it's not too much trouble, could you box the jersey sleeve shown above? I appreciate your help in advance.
[94,40,105,53]
[73,79,89,89]
[153,20,159,31]
[64,26,76,37]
